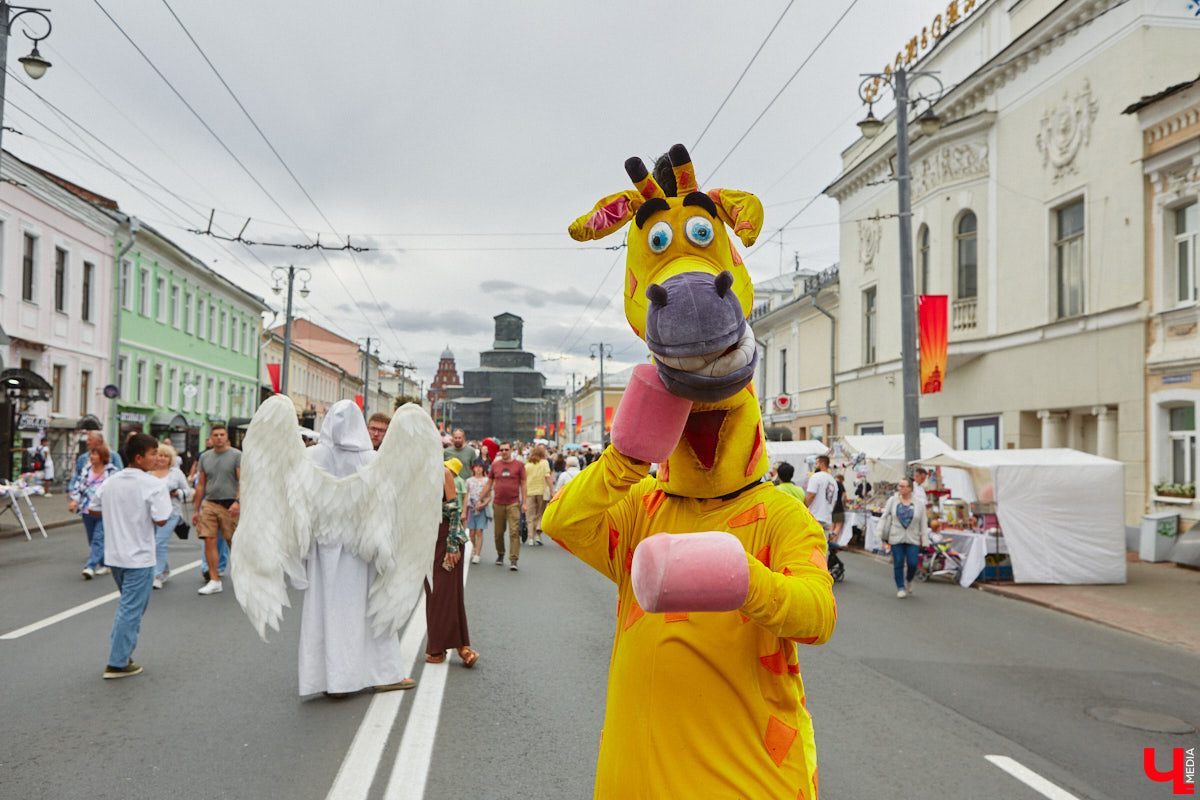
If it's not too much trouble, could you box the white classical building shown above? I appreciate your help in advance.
[825,0,1200,524]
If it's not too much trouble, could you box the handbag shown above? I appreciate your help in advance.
[519,513,528,543]
[173,519,191,540]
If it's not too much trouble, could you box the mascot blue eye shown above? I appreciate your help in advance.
[647,221,673,253]
[684,216,714,247]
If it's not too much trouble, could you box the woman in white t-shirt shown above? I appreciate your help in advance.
[463,461,489,565]
[149,443,192,589]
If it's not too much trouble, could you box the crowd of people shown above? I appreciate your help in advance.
[66,415,597,688]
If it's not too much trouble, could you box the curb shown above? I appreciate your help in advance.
[0,518,78,541]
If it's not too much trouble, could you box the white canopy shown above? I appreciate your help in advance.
[914,448,1126,585]
[840,433,954,480]
[765,440,829,464]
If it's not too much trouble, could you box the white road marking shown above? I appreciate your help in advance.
[383,541,474,800]
[985,755,1084,800]
[324,596,428,800]
[0,559,203,640]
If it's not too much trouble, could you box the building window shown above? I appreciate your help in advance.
[154,363,164,406]
[183,371,193,412]
[811,424,824,442]
[21,232,36,302]
[120,260,132,310]
[184,291,194,333]
[196,297,205,338]
[245,321,254,355]
[858,423,884,435]
[209,306,218,343]
[232,316,241,352]
[170,285,180,327]
[136,358,148,403]
[54,247,67,312]
[220,310,228,347]
[82,261,95,321]
[920,418,939,435]
[779,347,788,394]
[963,416,999,450]
[207,377,216,413]
[80,370,91,415]
[156,276,167,322]
[118,356,129,400]
[918,223,930,294]
[863,286,877,365]
[1055,199,1085,319]
[956,212,977,299]
[219,379,227,417]
[139,267,151,316]
[1174,202,1198,306]
[51,365,63,413]
[169,367,179,409]
[1169,405,1196,485]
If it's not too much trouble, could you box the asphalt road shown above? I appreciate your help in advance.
[3,519,1198,799]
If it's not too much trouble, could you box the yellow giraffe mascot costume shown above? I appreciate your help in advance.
[543,144,836,799]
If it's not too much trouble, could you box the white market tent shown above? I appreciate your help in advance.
[840,433,954,480]
[765,440,829,464]
[914,448,1126,585]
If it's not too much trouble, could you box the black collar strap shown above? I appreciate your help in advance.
[664,479,764,502]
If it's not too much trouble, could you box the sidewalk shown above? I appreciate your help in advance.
[978,553,1200,655]
[0,490,81,539]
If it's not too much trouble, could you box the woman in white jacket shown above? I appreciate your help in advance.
[878,477,929,598]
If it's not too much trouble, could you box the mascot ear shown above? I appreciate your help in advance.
[705,189,765,247]
[568,190,643,242]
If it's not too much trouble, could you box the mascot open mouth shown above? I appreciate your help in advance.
[645,270,759,403]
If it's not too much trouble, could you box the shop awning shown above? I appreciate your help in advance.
[150,413,189,429]
[1,367,52,399]
[228,417,252,430]
[76,414,103,430]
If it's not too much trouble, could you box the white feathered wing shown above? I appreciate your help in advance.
[232,397,443,641]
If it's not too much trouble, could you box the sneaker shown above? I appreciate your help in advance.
[94,566,111,576]
[509,561,518,572]
[897,589,907,599]
[471,555,480,564]
[494,556,504,566]
[198,580,223,595]
[103,661,143,679]
[373,678,416,692]
[905,581,914,594]
[81,566,95,580]
[153,578,163,590]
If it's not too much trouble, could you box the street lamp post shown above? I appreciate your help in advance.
[857,68,943,474]
[0,3,52,170]
[271,266,310,395]
[590,343,612,447]
[356,338,380,421]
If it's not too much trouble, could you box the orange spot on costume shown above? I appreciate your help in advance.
[550,144,835,799]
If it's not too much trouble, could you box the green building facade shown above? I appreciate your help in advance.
[111,223,268,468]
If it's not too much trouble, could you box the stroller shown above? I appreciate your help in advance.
[826,539,845,583]
[916,531,964,584]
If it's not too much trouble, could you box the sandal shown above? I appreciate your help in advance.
[425,653,446,663]
[457,646,479,668]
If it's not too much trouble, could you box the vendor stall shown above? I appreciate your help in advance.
[764,439,829,465]
[914,448,1126,585]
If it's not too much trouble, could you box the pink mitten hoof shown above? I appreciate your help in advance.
[631,531,750,613]
[611,364,692,464]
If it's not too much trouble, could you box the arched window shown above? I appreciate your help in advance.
[917,224,930,294]
[955,212,977,299]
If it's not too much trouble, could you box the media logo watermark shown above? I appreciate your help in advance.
[1145,748,1196,794]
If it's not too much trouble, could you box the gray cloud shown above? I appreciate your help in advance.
[480,279,599,309]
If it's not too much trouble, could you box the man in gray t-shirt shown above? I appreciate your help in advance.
[193,424,242,595]
[443,429,476,479]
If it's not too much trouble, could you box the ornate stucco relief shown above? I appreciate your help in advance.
[1035,79,1099,182]
[911,141,990,199]
[858,212,881,269]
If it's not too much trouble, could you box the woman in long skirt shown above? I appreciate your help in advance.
[425,463,479,667]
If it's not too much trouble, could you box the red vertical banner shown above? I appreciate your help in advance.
[604,406,614,432]
[919,295,948,394]
[354,394,364,409]
[267,363,281,393]
[575,415,582,434]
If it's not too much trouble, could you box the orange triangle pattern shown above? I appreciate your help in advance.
[624,546,634,574]
[607,525,620,561]
[659,459,669,482]
[755,545,771,570]
[665,612,689,623]
[764,715,798,767]
[642,489,667,518]
[729,503,767,529]
[624,598,644,631]
[759,647,787,675]
[739,613,749,623]
[788,660,800,675]
[808,545,827,572]
[782,567,793,577]
[626,268,637,299]
[788,635,820,645]
[551,537,573,555]
[745,425,764,478]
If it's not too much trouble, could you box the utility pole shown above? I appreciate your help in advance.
[271,266,310,396]
[570,372,576,442]
[590,343,612,446]
[360,337,373,421]
[393,360,415,404]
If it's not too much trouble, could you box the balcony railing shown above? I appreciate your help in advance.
[952,297,977,331]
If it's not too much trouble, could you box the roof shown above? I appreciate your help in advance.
[1122,74,1200,115]
[441,345,455,359]
[11,150,120,210]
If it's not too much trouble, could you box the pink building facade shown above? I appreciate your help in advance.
[0,153,122,477]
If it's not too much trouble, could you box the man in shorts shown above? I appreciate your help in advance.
[193,424,241,595]
[804,454,838,536]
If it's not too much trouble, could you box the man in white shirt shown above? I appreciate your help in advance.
[912,467,929,506]
[804,455,838,535]
[90,433,171,679]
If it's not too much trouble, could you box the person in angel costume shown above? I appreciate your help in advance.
[232,397,444,697]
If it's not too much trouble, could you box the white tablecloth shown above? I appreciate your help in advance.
[841,510,881,551]
[937,530,1008,587]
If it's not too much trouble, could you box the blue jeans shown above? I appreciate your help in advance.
[891,542,921,589]
[156,515,179,579]
[108,566,154,668]
[82,515,105,569]
[216,536,229,574]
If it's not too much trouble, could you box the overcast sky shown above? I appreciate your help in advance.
[7,0,937,390]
